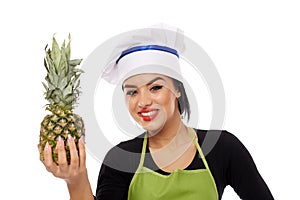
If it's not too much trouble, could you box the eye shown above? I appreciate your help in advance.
[126,90,137,96]
[150,85,163,91]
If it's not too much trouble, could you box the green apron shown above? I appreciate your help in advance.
[128,128,219,200]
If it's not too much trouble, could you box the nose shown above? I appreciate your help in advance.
[138,89,152,108]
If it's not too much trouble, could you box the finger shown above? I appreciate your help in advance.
[57,136,68,171]
[38,144,43,162]
[38,144,41,153]
[68,134,79,169]
[78,136,86,169]
[43,142,57,173]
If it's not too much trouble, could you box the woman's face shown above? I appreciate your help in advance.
[123,73,181,133]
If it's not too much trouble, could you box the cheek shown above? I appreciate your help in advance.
[125,97,139,118]
[126,98,135,110]
[154,92,177,110]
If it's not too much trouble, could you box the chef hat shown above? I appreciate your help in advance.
[102,24,185,84]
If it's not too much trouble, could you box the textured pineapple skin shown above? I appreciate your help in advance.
[39,108,85,164]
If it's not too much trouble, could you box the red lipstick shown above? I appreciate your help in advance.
[138,108,159,121]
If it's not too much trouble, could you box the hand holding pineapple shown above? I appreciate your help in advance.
[38,133,86,181]
[38,130,93,199]
[38,35,94,199]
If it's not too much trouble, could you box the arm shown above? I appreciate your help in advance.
[225,132,274,200]
[95,163,132,199]
[95,145,137,200]
[95,138,143,200]
[39,136,94,200]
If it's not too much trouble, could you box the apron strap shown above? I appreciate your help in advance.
[138,134,148,169]
[187,127,217,192]
[187,128,210,170]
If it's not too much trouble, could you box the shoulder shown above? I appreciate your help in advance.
[102,133,145,173]
[194,128,257,170]
[194,129,241,154]
[195,128,238,141]
[195,129,275,199]
[116,132,145,153]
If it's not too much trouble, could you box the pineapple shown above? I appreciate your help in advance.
[39,34,85,164]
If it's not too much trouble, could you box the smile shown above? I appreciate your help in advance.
[138,109,159,121]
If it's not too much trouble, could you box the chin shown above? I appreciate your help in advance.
[143,125,164,136]
[140,117,167,136]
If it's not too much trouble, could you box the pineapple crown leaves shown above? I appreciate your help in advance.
[43,34,84,111]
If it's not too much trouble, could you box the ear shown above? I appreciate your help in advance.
[175,90,181,98]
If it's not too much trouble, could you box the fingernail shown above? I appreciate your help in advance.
[79,136,85,144]
[45,142,49,150]
[68,134,73,141]
[57,136,62,147]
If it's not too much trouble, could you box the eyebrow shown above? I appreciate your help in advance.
[122,77,165,90]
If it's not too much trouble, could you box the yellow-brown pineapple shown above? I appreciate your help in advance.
[40,34,85,164]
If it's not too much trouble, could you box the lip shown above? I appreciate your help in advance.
[137,108,159,121]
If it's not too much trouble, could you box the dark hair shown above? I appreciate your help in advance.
[172,78,191,121]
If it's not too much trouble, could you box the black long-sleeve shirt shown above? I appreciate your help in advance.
[95,129,274,200]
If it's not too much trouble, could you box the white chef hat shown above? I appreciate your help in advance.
[102,24,185,84]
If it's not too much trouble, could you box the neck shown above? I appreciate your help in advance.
[148,114,190,149]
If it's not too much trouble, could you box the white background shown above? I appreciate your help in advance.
[1,0,299,199]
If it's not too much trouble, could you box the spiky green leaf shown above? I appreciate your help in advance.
[66,38,71,61]
[69,59,82,67]
[73,68,84,74]
[63,85,72,97]
[49,67,58,86]
[58,76,68,90]
[51,37,61,70]
[43,34,83,108]
[65,94,76,104]
[45,90,53,100]
[60,46,68,74]
[44,58,49,73]
[42,82,48,91]
[45,76,56,90]
[75,80,80,91]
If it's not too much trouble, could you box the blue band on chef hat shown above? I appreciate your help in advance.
[116,45,179,64]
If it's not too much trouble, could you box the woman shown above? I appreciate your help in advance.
[39,26,274,200]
